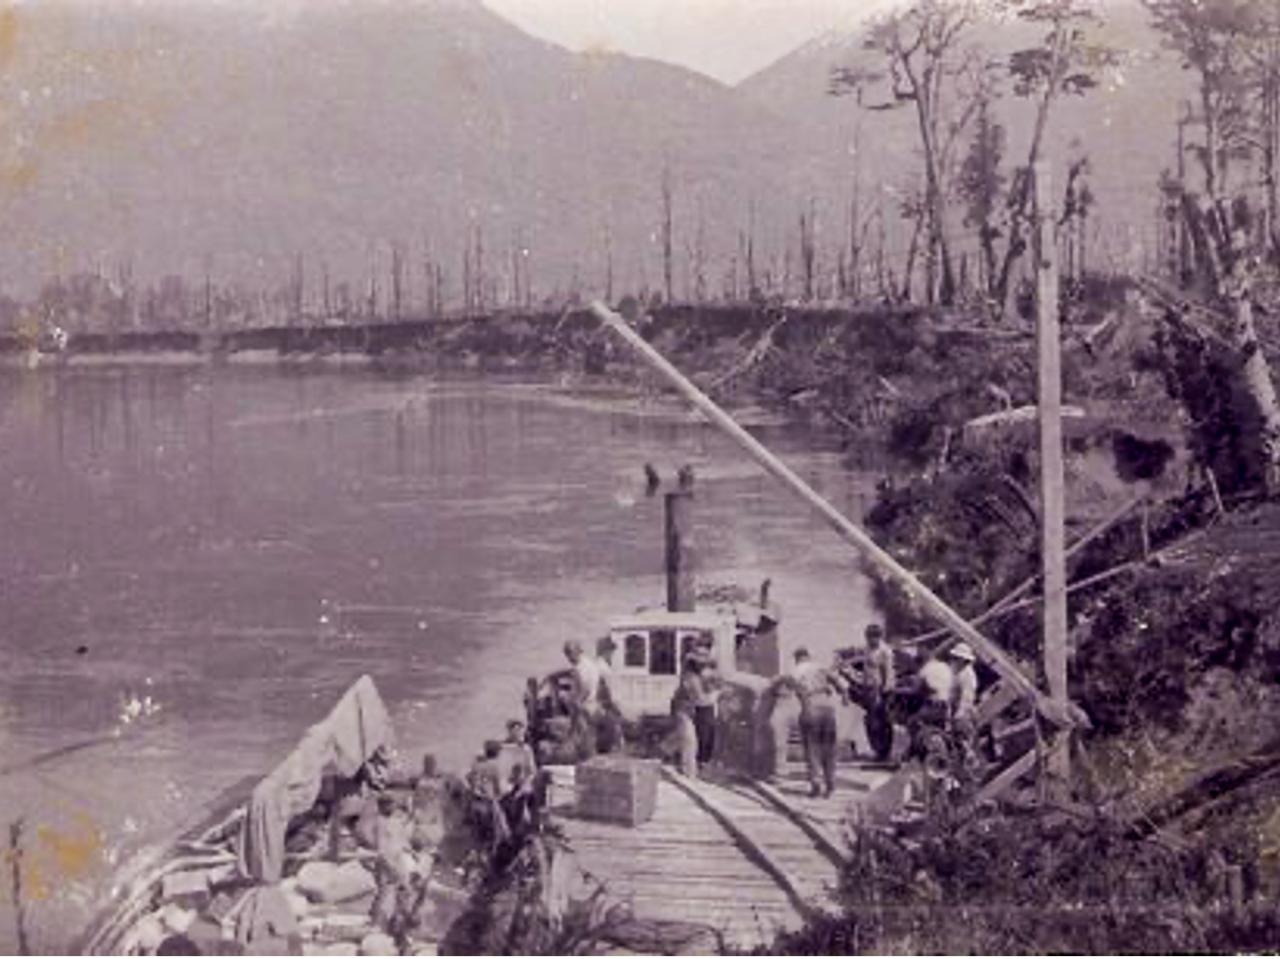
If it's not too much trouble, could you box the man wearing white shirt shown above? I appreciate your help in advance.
[564,639,608,711]
[949,643,978,724]
[564,639,614,753]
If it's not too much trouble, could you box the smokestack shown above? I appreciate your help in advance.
[664,477,695,613]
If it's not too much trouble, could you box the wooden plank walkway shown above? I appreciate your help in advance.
[748,758,897,857]
[547,757,897,951]
[547,765,798,949]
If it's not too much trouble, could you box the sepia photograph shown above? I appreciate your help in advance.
[1,0,1280,953]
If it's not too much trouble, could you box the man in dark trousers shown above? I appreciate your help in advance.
[863,624,897,763]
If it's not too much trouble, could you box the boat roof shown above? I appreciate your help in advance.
[608,607,732,632]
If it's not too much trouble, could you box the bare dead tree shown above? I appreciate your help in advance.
[1146,0,1255,203]
[799,201,817,301]
[603,221,614,304]
[902,201,925,302]
[474,225,485,311]
[845,0,977,306]
[661,164,675,304]
[390,242,404,321]
[420,236,434,317]
[995,0,1117,312]
[465,236,476,313]
[1146,1,1280,495]
[203,254,213,330]
[291,252,304,325]
[692,201,707,303]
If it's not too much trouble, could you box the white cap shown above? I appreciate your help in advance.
[951,642,976,662]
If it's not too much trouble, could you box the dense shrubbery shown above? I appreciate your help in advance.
[764,804,1278,955]
[750,284,1280,954]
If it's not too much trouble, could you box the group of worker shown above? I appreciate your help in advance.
[465,717,546,855]
[549,620,983,803]
[320,751,448,946]
[783,623,980,799]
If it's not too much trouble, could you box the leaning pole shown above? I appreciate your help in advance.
[589,300,1075,730]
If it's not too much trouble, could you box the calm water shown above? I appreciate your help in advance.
[0,364,878,951]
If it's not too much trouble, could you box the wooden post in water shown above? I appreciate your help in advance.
[665,483,696,613]
[1035,161,1071,786]
[9,819,30,955]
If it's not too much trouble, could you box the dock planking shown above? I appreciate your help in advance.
[546,757,894,950]
[547,765,803,949]
[754,758,897,845]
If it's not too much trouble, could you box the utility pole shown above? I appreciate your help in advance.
[1035,161,1070,788]
[850,82,865,301]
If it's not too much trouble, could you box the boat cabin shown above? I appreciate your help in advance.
[603,608,728,718]
[533,478,780,735]
[602,603,779,719]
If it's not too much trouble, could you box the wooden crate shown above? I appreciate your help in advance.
[575,755,660,826]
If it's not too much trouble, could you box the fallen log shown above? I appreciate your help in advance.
[961,404,1087,446]
[708,313,789,392]
[907,492,1148,648]
[1127,745,1280,839]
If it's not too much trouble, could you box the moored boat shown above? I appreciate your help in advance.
[77,676,471,956]
[525,475,785,772]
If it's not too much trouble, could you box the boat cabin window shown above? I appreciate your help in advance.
[623,632,647,669]
[649,630,677,676]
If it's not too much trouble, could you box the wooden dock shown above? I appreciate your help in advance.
[547,757,895,951]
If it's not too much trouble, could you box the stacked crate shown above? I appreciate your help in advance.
[575,755,660,826]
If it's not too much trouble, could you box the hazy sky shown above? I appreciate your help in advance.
[481,0,899,85]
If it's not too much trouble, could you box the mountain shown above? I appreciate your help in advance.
[0,0,1206,309]
[0,0,854,306]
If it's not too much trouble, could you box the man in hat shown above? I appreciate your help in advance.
[948,642,978,724]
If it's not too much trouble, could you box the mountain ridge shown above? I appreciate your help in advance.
[0,0,1199,309]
